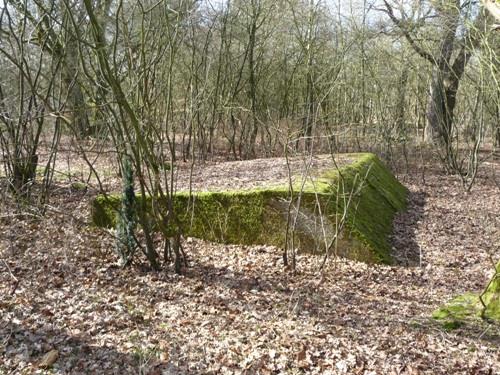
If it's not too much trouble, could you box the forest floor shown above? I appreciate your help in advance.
[0,153,499,374]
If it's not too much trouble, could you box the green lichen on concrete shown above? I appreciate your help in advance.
[172,189,288,245]
[92,194,121,228]
[320,153,408,263]
[91,153,408,264]
[91,189,289,243]
[433,262,500,327]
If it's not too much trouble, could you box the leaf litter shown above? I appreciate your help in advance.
[0,157,499,374]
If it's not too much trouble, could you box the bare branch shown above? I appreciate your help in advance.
[382,0,435,64]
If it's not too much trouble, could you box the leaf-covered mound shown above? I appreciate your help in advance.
[91,153,408,263]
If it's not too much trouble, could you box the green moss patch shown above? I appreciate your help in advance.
[433,263,500,327]
[91,153,408,264]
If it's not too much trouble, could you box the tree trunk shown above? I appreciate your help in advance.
[495,91,500,149]
[247,5,258,159]
[425,42,473,148]
[423,1,459,145]
[424,70,453,145]
[303,72,314,152]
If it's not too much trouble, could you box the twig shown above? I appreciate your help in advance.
[477,323,492,340]
[2,259,18,282]
[2,259,19,295]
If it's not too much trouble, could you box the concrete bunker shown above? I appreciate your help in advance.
[91,153,408,264]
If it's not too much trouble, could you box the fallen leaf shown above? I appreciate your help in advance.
[297,346,306,362]
[38,349,58,369]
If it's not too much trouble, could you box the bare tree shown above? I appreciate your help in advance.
[0,2,63,203]
[382,0,491,168]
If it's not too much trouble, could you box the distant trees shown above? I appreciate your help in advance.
[1,0,497,159]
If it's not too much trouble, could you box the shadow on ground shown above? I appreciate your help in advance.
[391,190,427,267]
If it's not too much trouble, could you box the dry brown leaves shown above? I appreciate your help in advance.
[0,158,499,374]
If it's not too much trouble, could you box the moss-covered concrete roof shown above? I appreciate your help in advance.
[92,153,408,264]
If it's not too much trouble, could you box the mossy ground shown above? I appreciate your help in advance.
[91,153,408,263]
[433,262,500,326]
